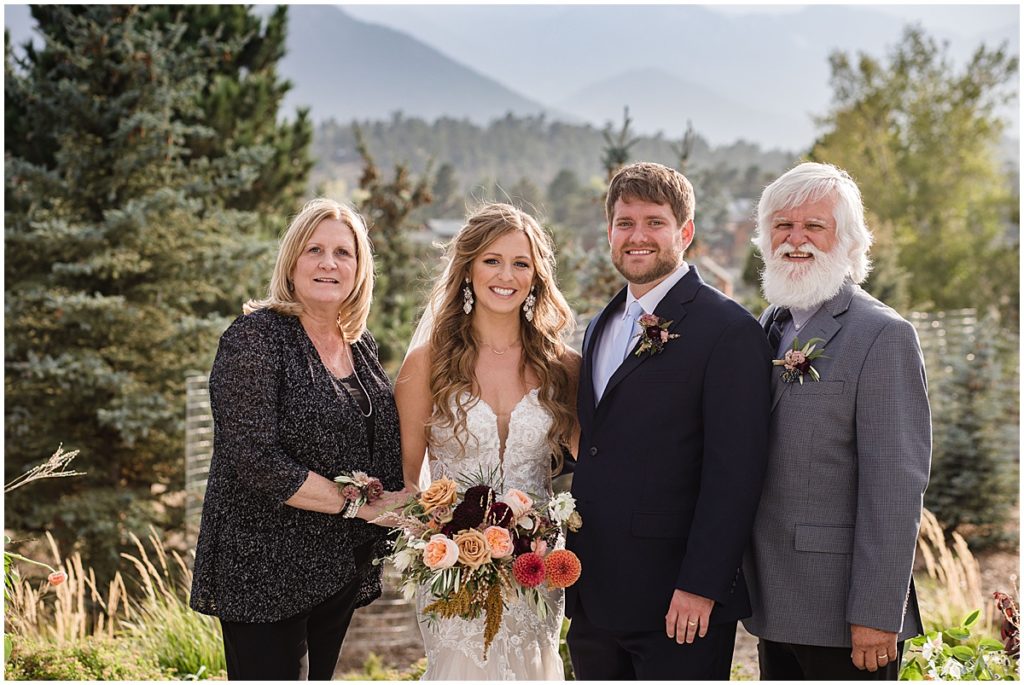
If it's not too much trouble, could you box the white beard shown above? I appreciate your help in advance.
[761,243,850,310]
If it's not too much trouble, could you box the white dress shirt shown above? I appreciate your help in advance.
[592,263,690,403]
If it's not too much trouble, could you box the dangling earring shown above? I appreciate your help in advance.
[523,285,536,323]
[463,277,474,315]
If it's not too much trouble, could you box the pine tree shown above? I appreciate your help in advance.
[9,5,313,222]
[353,125,433,372]
[925,313,1019,546]
[4,6,285,576]
[601,107,639,182]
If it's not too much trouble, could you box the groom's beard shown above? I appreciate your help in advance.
[611,243,681,286]
[761,243,850,310]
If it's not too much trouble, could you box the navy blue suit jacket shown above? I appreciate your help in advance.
[566,267,771,632]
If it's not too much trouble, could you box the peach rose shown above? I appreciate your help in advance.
[500,489,534,518]
[419,478,457,514]
[483,526,514,559]
[454,528,492,569]
[422,534,459,570]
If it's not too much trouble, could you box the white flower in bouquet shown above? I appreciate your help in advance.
[547,492,577,525]
[394,545,418,573]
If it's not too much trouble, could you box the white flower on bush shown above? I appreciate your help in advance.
[547,492,577,525]
[920,634,941,662]
[940,659,964,680]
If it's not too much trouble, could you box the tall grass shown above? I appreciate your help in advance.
[5,528,224,679]
[117,529,225,678]
[915,508,997,636]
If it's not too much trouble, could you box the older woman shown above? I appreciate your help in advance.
[190,198,405,680]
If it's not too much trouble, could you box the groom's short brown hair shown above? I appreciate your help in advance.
[605,162,695,227]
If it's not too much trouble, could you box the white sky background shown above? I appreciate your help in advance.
[706,3,1015,33]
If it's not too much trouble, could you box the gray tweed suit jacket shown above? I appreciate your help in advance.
[742,280,931,648]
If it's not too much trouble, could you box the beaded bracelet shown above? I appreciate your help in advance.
[334,470,384,518]
[341,499,361,519]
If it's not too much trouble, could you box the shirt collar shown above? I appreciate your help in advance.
[791,303,822,330]
[623,262,690,319]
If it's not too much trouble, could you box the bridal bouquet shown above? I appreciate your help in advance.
[374,471,583,657]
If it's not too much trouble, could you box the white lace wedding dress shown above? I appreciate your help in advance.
[417,388,565,680]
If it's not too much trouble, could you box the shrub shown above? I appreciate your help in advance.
[925,315,1018,547]
[5,635,169,680]
[339,652,427,680]
[899,610,1018,680]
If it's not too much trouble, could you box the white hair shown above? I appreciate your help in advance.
[752,162,874,284]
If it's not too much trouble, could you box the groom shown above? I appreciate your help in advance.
[566,162,771,680]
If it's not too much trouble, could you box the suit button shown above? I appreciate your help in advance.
[589,446,598,456]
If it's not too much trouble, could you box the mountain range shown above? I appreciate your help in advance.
[5,4,1019,151]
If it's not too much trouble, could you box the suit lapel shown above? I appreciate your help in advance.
[770,281,855,413]
[580,287,627,425]
[599,268,703,407]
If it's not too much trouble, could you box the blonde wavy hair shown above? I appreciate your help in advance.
[245,198,375,342]
[425,203,576,473]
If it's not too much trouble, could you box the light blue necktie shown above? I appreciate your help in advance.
[596,300,643,402]
[620,300,645,361]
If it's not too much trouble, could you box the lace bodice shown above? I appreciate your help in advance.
[418,389,565,681]
[428,388,553,496]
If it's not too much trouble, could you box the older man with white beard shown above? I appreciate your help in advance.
[742,162,932,680]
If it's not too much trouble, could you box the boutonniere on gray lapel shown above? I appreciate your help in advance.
[773,337,827,384]
[632,313,680,357]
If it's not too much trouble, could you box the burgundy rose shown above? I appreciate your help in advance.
[511,530,532,556]
[644,325,662,340]
[795,359,812,373]
[366,478,384,502]
[340,484,361,502]
[463,485,494,510]
[448,499,485,532]
[486,501,515,528]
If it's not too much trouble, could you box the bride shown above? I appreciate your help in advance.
[395,203,581,680]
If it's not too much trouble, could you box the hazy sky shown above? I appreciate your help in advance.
[705,3,1017,35]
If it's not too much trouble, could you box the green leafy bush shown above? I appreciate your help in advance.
[900,610,1018,680]
[339,652,427,680]
[5,636,169,680]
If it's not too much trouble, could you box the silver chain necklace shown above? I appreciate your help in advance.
[307,338,374,419]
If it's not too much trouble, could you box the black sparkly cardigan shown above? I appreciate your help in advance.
[190,308,403,622]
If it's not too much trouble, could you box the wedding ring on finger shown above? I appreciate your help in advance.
[687,620,697,626]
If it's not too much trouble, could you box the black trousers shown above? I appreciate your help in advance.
[219,544,373,680]
[566,596,737,680]
[758,637,904,680]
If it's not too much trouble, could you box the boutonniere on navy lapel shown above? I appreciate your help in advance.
[632,313,680,357]
[773,337,827,384]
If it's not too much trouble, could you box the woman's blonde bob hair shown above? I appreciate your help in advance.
[244,198,375,342]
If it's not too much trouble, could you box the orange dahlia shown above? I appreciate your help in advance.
[544,549,582,589]
[512,552,545,588]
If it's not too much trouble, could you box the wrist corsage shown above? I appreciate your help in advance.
[334,471,384,518]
